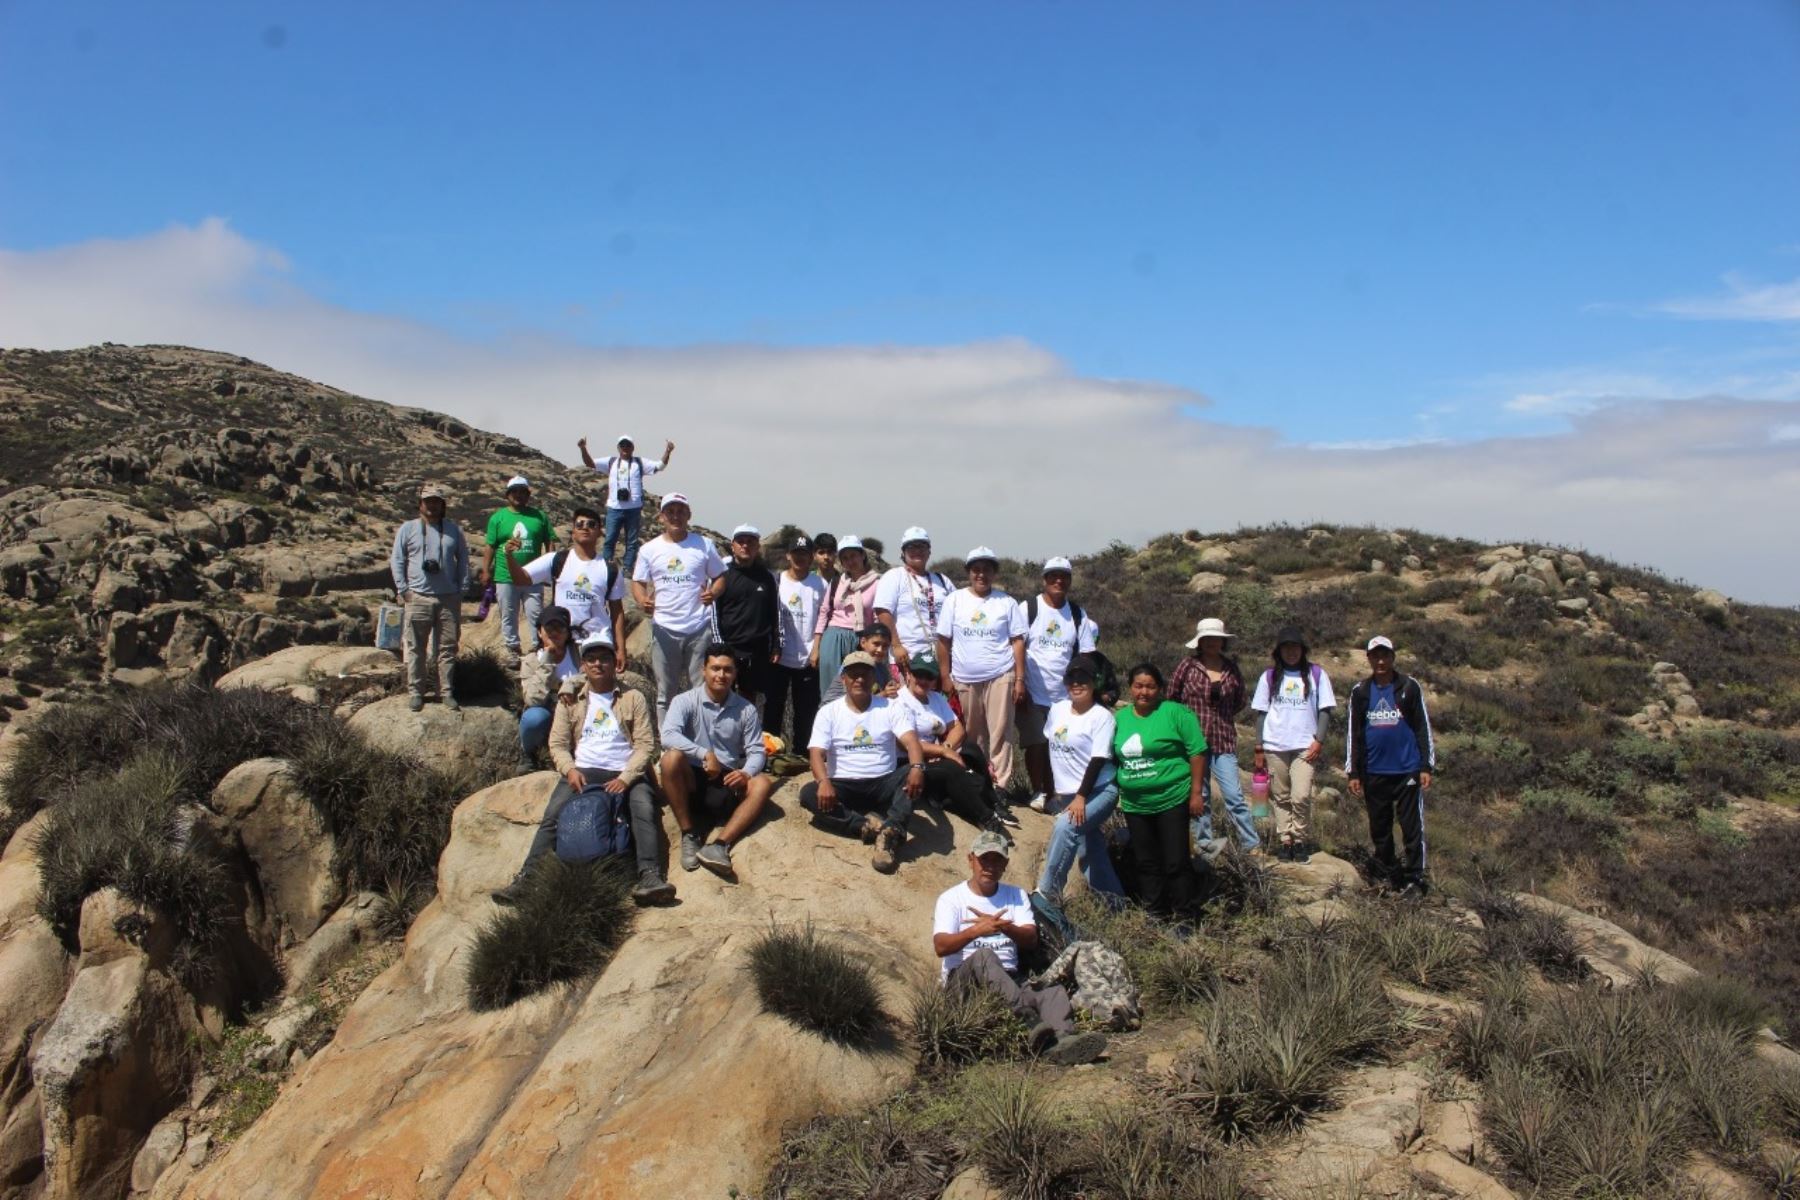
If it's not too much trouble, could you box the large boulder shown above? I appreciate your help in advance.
[208,760,343,948]
[242,545,392,598]
[177,774,1054,1200]
[0,813,72,1196]
[217,644,402,708]
[1514,893,1698,987]
[1475,560,1515,589]
[346,695,516,776]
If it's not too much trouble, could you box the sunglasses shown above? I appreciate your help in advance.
[572,518,600,529]
[581,650,613,663]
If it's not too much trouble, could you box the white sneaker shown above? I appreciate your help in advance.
[1028,792,1050,813]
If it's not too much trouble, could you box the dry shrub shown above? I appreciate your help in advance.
[746,921,884,1044]
[465,855,637,1011]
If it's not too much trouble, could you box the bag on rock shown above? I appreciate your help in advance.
[555,785,633,863]
[374,602,405,651]
[1037,939,1141,1031]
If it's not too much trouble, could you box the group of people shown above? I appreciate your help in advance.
[390,442,1438,1055]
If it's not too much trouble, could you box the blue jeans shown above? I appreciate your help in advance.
[604,506,645,578]
[1036,780,1124,901]
[497,582,541,653]
[1192,752,1259,849]
[519,705,553,751]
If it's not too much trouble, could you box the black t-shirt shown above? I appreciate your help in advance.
[715,563,780,647]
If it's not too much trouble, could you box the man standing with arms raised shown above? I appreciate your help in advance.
[578,434,675,580]
[874,526,952,682]
[502,505,626,670]
[1018,557,1100,812]
[390,482,469,713]
[630,494,727,727]
[479,476,556,658]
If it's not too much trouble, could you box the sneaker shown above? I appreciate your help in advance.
[1027,1023,1058,1056]
[443,696,462,714]
[858,813,885,844]
[679,832,702,872]
[1028,792,1050,813]
[871,827,904,874]
[993,806,1022,830]
[1276,840,1294,862]
[1397,881,1427,901]
[407,694,425,712]
[631,869,677,905]
[697,842,733,877]
[1292,841,1313,863]
[1043,1031,1108,1066]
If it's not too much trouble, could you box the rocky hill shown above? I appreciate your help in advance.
[1,345,1798,1200]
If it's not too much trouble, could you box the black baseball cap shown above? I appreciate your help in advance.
[787,534,812,552]
[541,606,573,628]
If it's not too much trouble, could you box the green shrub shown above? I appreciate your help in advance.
[1665,973,1773,1043]
[965,1073,1075,1200]
[465,856,637,1011]
[1205,844,1279,918]
[909,980,1030,1072]
[1076,1107,1241,1200]
[762,1106,959,1200]
[1139,937,1223,1010]
[1468,891,1589,983]
[747,921,884,1043]
[1342,901,1478,992]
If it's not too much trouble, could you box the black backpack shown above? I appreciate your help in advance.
[1025,596,1119,707]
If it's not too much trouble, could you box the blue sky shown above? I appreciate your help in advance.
[2,2,1798,598]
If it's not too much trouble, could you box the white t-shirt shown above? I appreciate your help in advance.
[522,549,624,635]
[600,454,663,511]
[632,533,727,635]
[891,685,957,746]
[1022,598,1101,706]
[873,567,953,657]
[1045,699,1118,795]
[934,881,1034,979]
[574,691,632,771]
[935,589,1028,685]
[777,572,828,669]
[538,646,581,693]
[1251,665,1338,752]
[808,696,907,780]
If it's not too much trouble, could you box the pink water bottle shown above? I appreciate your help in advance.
[1251,769,1270,798]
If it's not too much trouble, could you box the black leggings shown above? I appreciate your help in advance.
[1125,803,1194,917]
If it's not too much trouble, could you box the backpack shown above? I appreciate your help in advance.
[1037,940,1142,1031]
[555,784,634,863]
[1024,596,1119,706]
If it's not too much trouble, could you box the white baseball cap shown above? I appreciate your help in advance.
[616,434,634,445]
[1042,556,1074,576]
[659,493,691,511]
[965,546,999,565]
[901,526,931,546]
[578,631,616,655]
[731,523,762,539]
[1185,617,1235,649]
[505,475,530,492]
[837,535,866,552]
[1366,635,1395,652]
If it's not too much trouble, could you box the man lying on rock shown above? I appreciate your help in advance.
[658,644,776,880]
[933,831,1107,1066]
[492,631,676,906]
[799,651,926,874]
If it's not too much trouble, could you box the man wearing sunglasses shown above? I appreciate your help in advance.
[504,505,627,671]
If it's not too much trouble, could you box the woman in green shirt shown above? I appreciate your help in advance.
[1112,662,1209,917]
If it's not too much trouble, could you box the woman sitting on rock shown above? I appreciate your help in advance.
[1034,655,1124,906]
[516,605,579,774]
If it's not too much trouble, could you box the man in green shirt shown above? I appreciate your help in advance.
[1112,662,1210,918]
[480,475,557,656]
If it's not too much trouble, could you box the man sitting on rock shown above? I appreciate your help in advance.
[933,831,1107,1066]
[659,645,776,879]
[389,481,469,713]
[799,651,927,874]
[516,605,579,774]
[492,632,674,906]
[890,651,1018,835]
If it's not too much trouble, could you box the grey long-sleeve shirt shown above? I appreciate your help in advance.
[660,685,766,775]
[390,517,469,597]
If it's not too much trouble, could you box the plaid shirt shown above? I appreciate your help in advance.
[1168,656,1245,755]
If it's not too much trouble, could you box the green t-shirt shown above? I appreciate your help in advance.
[1112,700,1208,815]
[484,506,556,585]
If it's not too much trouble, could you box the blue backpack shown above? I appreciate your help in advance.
[555,785,634,863]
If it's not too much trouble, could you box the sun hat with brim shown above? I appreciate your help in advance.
[901,526,931,547]
[731,524,761,540]
[659,493,691,511]
[1042,557,1074,576]
[419,482,449,500]
[970,830,1011,859]
[505,475,530,493]
[1273,625,1308,652]
[578,632,616,656]
[1185,617,1235,649]
[1366,636,1395,653]
[965,546,999,566]
[840,650,879,673]
[909,651,942,678]
[837,535,866,553]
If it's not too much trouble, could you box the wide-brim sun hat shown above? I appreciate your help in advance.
[1185,617,1235,649]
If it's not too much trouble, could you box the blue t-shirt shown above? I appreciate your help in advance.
[1363,682,1420,775]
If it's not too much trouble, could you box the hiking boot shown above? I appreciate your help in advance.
[515,751,538,776]
[1276,840,1294,862]
[697,842,733,877]
[490,878,526,907]
[1397,880,1427,902]
[679,832,703,872]
[1028,792,1050,814]
[871,827,904,874]
[993,805,1022,830]
[1044,1031,1108,1066]
[408,694,425,713]
[982,815,1017,846]
[631,869,676,905]
[443,696,462,714]
[1027,1023,1058,1056]
[1292,841,1313,863]
[858,812,885,844]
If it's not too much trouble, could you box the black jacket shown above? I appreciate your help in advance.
[1344,672,1435,779]
[714,563,779,650]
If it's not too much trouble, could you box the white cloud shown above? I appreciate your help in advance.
[1657,272,1800,321]
[3,220,1799,605]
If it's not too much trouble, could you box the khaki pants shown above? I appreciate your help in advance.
[1265,748,1315,843]
[404,593,460,699]
[954,671,1017,791]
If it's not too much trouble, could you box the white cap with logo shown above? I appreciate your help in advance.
[901,526,931,546]
[1042,556,1074,575]
[1366,636,1395,652]
[660,493,691,511]
[731,524,762,539]
[505,475,530,492]
[965,546,999,565]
